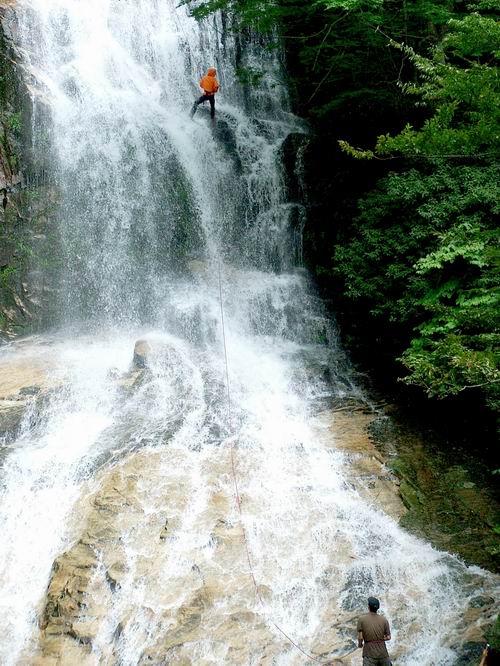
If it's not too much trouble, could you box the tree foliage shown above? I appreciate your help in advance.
[335,3,500,410]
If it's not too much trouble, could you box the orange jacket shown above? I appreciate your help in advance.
[200,68,220,95]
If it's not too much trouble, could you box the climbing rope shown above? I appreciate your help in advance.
[216,259,357,665]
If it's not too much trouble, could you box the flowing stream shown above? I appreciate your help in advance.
[0,1,498,664]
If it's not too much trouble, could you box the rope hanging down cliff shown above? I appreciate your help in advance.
[216,259,357,665]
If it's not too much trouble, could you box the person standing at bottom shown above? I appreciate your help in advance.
[357,597,392,666]
[190,67,220,120]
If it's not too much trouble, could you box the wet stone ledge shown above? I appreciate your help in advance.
[368,407,500,574]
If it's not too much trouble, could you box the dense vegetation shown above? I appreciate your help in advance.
[336,6,500,415]
[186,0,500,428]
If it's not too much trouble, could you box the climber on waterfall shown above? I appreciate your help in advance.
[190,67,220,120]
[357,597,392,666]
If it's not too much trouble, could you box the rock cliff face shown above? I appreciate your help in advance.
[1,1,498,661]
[0,5,58,341]
[31,448,276,665]
[368,407,500,573]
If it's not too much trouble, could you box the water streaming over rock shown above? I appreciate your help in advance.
[0,1,498,664]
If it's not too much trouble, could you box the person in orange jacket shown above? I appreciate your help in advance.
[190,67,220,119]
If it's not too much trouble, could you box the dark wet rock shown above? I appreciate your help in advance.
[0,402,26,441]
[340,568,375,612]
[0,22,56,339]
[159,518,169,541]
[370,410,500,573]
[367,415,400,455]
[452,642,485,665]
[105,568,121,593]
[18,385,41,396]
[212,117,243,173]
[279,132,309,203]
[168,304,211,346]
[470,595,495,609]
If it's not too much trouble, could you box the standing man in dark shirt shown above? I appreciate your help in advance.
[357,597,392,666]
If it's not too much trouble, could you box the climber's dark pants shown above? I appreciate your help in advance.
[191,94,215,118]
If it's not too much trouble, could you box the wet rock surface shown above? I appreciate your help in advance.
[313,409,406,523]
[315,405,500,661]
[0,9,60,340]
[22,403,496,664]
[0,339,62,447]
[368,406,500,573]
[280,132,309,204]
[31,449,285,665]
[1,339,498,664]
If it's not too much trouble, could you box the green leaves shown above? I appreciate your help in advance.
[179,0,285,33]
[333,3,500,414]
[415,220,492,272]
[400,335,500,399]
[177,0,231,22]
[321,0,384,9]
[6,111,21,135]
[444,13,500,57]
[334,158,499,405]
[340,6,500,159]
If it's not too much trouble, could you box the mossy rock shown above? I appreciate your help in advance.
[398,479,423,511]
[452,642,485,665]
[485,615,500,650]
[389,456,416,483]
[383,437,500,571]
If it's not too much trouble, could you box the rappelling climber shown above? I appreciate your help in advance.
[190,67,220,120]
[357,597,392,666]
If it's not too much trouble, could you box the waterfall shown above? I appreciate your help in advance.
[0,1,497,664]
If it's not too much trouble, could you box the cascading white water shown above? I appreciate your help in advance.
[0,1,498,664]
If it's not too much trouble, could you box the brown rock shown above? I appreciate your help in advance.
[313,410,407,521]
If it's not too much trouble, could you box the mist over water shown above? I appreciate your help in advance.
[0,1,497,664]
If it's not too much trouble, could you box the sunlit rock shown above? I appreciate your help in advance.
[0,339,62,442]
[313,409,407,522]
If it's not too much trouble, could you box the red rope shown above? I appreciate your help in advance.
[217,261,353,665]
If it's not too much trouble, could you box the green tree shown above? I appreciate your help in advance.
[336,3,500,411]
